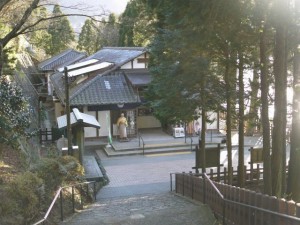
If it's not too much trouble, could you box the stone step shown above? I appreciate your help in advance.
[100,145,193,157]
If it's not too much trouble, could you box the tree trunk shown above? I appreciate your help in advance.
[238,52,245,187]
[201,109,206,174]
[245,67,259,136]
[260,23,272,195]
[287,49,300,201]
[0,43,3,77]
[225,45,233,185]
[271,0,288,197]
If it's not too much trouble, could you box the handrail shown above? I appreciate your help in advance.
[189,136,193,151]
[138,132,145,155]
[32,181,96,225]
[201,173,300,224]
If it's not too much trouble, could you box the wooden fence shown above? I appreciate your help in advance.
[174,173,300,225]
[40,128,53,143]
[40,128,63,144]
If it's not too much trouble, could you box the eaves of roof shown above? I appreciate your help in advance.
[38,49,86,72]
[82,47,147,68]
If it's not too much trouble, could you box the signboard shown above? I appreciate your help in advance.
[195,144,222,168]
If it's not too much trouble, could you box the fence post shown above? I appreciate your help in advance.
[94,182,97,201]
[170,173,173,191]
[222,199,226,225]
[190,172,194,199]
[182,172,185,196]
[257,164,260,186]
[203,173,206,204]
[60,191,64,221]
[72,187,75,213]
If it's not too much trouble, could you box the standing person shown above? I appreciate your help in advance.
[117,113,128,140]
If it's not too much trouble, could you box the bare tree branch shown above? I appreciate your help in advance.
[0,0,12,12]
[0,0,40,46]
[15,13,107,36]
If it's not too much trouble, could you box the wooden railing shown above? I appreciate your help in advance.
[172,172,300,225]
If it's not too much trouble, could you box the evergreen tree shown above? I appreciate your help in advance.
[119,0,155,47]
[0,77,31,157]
[147,0,224,130]
[96,13,119,48]
[46,5,75,56]
[77,19,98,55]
[27,6,52,56]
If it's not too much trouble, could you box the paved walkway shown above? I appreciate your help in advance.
[62,152,219,225]
[63,193,217,225]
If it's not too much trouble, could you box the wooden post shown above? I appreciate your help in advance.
[64,67,73,156]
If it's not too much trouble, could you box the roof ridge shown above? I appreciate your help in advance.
[102,47,146,51]
[38,49,85,69]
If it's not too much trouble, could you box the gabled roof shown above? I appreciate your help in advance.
[70,72,141,106]
[38,49,86,72]
[57,108,100,129]
[82,47,146,67]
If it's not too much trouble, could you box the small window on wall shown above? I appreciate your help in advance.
[137,58,149,64]
[138,108,153,116]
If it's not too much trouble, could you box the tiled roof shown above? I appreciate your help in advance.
[82,47,146,67]
[50,71,141,106]
[70,72,141,106]
[38,49,86,71]
[124,69,152,87]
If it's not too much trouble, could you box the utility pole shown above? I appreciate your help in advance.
[64,67,73,155]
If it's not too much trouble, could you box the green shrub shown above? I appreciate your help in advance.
[30,157,64,196]
[30,156,84,195]
[57,155,84,182]
[0,171,44,225]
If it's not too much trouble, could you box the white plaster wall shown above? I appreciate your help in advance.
[98,110,110,137]
[82,109,110,138]
[196,112,219,130]
[120,56,147,69]
[54,102,64,119]
[137,116,161,129]
[120,62,132,69]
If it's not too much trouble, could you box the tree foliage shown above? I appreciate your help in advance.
[118,0,155,47]
[46,5,75,56]
[144,0,299,197]
[0,0,105,75]
[96,13,119,48]
[0,77,31,151]
[77,19,98,55]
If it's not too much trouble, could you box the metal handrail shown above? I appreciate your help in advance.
[138,132,145,155]
[32,181,96,225]
[202,173,300,225]
[189,136,193,151]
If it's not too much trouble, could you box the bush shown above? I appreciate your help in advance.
[30,156,85,196]
[0,156,85,224]
[0,171,44,225]
[30,157,64,196]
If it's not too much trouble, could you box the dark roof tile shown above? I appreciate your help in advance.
[38,49,86,71]
[70,72,140,106]
[82,47,146,67]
